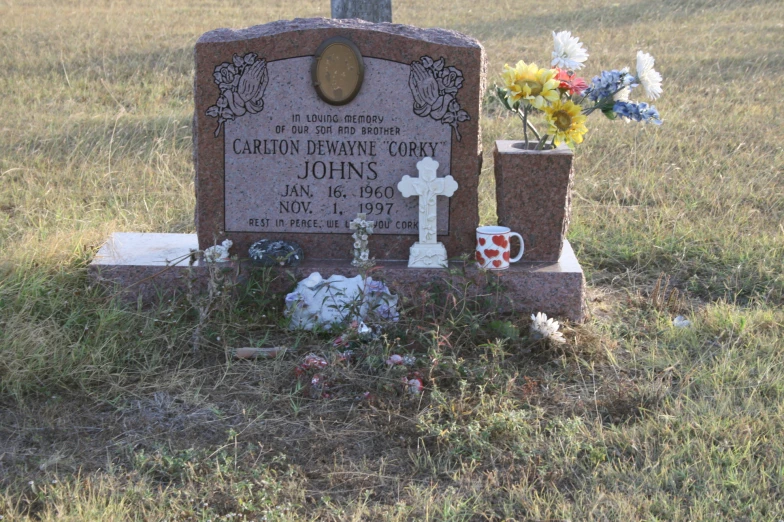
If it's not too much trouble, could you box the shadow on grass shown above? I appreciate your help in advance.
[0,112,193,172]
[456,0,781,40]
[698,50,784,82]
[3,43,193,78]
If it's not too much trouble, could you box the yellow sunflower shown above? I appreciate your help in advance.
[501,61,560,109]
[544,100,588,148]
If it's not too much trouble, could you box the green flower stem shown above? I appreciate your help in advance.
[582,86,627,115]
[526,119,541,142]
[513,103,544,147]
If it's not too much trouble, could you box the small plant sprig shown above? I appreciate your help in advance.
[350,213,375,270]
[496,31,663,150]
[186,248,239,352]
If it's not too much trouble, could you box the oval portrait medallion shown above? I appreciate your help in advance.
[312,37,364,105]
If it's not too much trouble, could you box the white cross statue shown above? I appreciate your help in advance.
[397,157,458,268]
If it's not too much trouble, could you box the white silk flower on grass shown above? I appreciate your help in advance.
[530,312,565,343]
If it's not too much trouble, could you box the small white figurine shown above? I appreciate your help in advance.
[203,239,233,263]
[397,157,458,268]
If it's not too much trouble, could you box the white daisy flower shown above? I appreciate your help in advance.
[551,31,588,70]
[613,86,631,102]
[635,50,663,100]
[530,312,565,343]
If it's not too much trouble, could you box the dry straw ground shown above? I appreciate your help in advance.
[1,0,783,520]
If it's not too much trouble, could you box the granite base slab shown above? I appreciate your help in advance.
[90,232,586,322]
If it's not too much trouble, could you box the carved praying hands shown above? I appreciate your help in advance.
[235,59,268,113]
[206,53,269,136]
[408,56,470,141]
[409,61,440,114]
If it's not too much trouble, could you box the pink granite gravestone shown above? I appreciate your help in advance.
[194,18,485,261]
[89,18,587,323]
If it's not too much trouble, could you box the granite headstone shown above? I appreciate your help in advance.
[194,18,485,261]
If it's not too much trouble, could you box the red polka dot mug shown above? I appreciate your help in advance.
[475,226,524,270]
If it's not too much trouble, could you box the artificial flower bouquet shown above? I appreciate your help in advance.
[497,31,663,149]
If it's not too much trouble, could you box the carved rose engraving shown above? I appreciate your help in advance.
[206,53,268,137]
[408,56,470,141]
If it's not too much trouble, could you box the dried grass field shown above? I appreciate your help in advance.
[1,0,783,520]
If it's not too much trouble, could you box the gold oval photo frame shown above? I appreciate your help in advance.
[311,36,365,106]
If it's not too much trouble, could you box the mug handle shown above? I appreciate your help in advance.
[509,233,525,263]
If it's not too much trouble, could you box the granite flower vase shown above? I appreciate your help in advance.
[493,140,575,262]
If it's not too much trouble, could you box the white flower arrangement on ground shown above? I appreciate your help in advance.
[350,213,375,268]
[530,312,565,343]
[284,273,399,330]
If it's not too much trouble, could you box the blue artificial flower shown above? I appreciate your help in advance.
[613,101,662,124]
[377,303,400,322]
[584,69,636,102]
[364,279,388,294]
